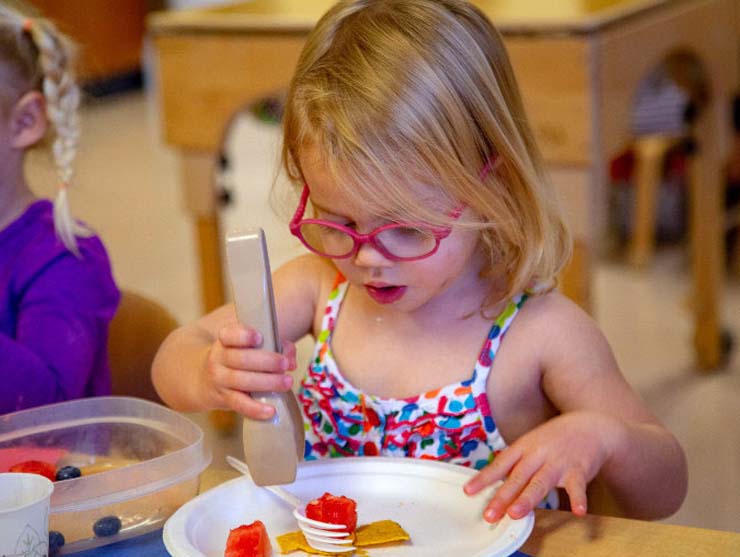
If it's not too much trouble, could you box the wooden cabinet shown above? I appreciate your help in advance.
[28,0,150,81]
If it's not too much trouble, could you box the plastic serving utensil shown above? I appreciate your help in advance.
[225,228,304,486]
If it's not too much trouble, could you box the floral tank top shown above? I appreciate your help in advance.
[299,274,525,470]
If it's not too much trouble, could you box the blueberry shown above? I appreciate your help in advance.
[55,465,81,481]
[48,531,65,555]
[92,515,122,537]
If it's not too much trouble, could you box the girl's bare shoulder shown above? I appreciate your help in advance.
[274,253,337,296]
[505,290,618,371]
[274,254,338,340]
[515,290,601,337]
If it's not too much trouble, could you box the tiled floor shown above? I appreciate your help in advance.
[29,90,740,534]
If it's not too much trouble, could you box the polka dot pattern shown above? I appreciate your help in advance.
[299,274,528,469]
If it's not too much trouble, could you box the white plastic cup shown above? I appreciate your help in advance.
[0,473,55,557]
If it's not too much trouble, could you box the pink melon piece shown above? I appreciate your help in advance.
[0,447,68,472]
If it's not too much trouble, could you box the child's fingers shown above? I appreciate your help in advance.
[217,367,293,394]
[464,446,520,496]
[563,470,588,516]
[506,463,559,519]
[223,389,276,420]
[219,324,262,348]
[221,347,291,372]
[480,456,542,522]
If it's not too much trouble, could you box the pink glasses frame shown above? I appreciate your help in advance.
[288,156,497,262]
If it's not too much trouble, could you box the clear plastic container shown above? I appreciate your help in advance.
[0,396,211,553]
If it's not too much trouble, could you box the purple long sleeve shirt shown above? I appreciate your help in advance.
[0,200,120,414]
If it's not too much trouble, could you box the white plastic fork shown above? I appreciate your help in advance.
[226,456,356,553]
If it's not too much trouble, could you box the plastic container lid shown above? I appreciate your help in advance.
[0,397,211,514]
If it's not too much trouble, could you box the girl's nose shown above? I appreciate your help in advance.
[353,240,392,267]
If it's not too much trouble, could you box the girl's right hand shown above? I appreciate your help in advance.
[203,321,297,420]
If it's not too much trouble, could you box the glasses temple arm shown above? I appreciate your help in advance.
[289,184,311,229]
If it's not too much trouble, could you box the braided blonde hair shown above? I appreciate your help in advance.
[0,1,88,256]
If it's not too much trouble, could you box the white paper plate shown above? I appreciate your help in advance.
[163,457,533,557]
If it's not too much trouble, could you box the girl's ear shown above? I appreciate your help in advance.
[9,90,47,149]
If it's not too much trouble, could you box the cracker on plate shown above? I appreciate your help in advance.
[276,519,410,555]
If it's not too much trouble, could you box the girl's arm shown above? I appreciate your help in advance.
[152,254,331,417]
[465,292,687,521]
[0,247,119,413]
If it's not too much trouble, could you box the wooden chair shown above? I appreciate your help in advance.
[628,134,686,268]
[107,290,179,403]
[628,51,707,269]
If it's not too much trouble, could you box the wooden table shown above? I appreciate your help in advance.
[200,468,740,556]
[147,0,738,369]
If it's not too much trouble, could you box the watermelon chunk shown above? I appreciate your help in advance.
[305,492,358,533]
[9,460,56,481]
[0,447,67,472]
[225,520,272,557]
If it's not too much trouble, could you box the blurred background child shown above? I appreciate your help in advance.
[0,1,119,414]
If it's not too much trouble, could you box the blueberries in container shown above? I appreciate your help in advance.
[92,515,122,537]
[48,531,65,555]
[55,465,82,481]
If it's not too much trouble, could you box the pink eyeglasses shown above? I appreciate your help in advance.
[288,157,497,262]
[289,184,460,261]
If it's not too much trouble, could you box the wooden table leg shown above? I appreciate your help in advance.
[559,239,592,312]
[179,150,225,313]
[687,117,723,369]
[195,215,225,313]
[551,167,593,313]
[179,149,238,434]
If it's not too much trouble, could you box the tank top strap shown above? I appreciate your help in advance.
[473,292,529,385]
[316,273,349,343]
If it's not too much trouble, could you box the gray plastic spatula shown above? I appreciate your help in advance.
[225,228,304,485]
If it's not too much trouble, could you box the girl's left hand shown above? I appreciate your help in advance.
[463,411,623,522]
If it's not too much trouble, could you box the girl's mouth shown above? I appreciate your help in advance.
[364,284,407,304]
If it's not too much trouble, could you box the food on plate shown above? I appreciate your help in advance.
[225,520,272,557]
[276,519,410,555]
[305,492,358,533]
[9,459,56,481]
[276,531,348,557]
[354,520,410,547]
[230,492,408,556]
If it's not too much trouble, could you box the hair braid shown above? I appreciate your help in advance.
[27,18,89,256]
[0,2,88,256]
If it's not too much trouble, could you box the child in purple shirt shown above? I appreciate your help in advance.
[0,5,119,413]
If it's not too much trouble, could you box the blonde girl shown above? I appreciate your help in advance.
[0,2,119,413]
[153,0,687,521]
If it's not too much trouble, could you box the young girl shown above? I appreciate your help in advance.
[153,0,687,521]
[0,3,119,413]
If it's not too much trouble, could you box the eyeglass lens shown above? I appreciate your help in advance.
[298,223,438,259]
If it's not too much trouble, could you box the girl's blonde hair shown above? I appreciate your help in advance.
[282,0,571,310]
[0,1,87,256]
